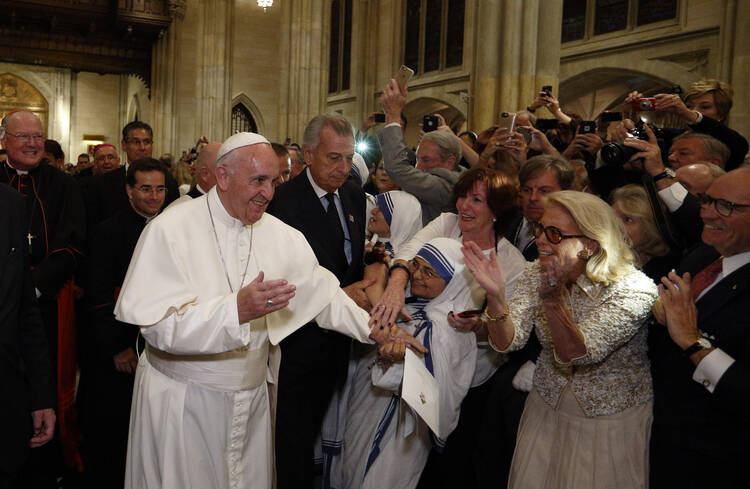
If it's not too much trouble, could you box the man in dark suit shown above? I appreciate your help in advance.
[0,184,56,488]
[85,121,179,232]
[650,167,750,489]
[268,114,370,489]
[1,111,85,488]
[78,158,167,489]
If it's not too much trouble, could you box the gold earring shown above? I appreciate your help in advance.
[577,249,593,261]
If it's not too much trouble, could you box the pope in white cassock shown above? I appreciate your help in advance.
[114,132,426,489]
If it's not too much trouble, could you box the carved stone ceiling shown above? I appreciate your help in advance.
[0,0,176,88]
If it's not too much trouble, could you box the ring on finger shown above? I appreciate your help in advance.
[266,299,274,308]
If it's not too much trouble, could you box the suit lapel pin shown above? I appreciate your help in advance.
[732,284,737,290]
[348,214,354,223]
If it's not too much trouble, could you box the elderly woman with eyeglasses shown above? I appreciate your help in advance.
[463,191,658,489]
[321,238,478,489]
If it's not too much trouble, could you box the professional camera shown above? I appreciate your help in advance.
[601,122,650,166]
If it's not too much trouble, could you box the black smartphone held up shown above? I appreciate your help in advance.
[374,113,386,123]
[579,120,597,134]
[535,118,559,131]
[456,309,483,318]
[517,127,532,144]
[541,85,553,96]
[600,112,623,122]
[423,114,439,132]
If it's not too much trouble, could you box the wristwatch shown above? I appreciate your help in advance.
[682,337,712,357]
[652,167,676,182]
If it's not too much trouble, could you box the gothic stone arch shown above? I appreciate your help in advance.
[0,73,49,133]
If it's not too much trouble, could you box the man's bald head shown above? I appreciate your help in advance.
[0,110,44,171]
[676,162,724,196]
[194,142,220,193]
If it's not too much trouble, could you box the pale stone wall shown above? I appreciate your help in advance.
[4,0,747,163]
[559,0,748,140]
[319,0,562,149]
[0,62,148,165]
[71,72,122,160]
[231,0,283,140]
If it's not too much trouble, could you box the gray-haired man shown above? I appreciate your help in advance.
[378,79,463,225]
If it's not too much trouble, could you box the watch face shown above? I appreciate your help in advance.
[697,337,712,349]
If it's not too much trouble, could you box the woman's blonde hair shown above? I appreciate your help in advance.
[545,191,635,285]
[611,184,671,261]
[684,78,734,121]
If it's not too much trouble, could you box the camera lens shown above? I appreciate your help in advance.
[601,142,637,166]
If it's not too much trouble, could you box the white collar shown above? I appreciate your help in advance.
[6,159,29,175]
[196,183,209,195]
[130,203,158,222]
[723,250,750,278]
[306,167,340,200]
[210,186,245,228]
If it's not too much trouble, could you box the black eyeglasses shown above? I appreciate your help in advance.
[408,258,440,280]
[698,193,750,217]
[531,222,586,244]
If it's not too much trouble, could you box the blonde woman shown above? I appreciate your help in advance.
[611,184,679,281]
[463,191,657,489]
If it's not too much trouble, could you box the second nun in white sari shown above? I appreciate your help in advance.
[324,237,478,489]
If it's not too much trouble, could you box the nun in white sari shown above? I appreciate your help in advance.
[323,237,477,489]
[368,190,423,259]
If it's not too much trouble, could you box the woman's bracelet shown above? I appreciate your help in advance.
[482,302,510,322]
[389,262,411,282]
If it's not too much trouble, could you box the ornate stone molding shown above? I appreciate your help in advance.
[168,0,187,20]
[651,50,709,76]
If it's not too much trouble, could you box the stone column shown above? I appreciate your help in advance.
[196,0,233,141]
[278,0,327,142]
[471,0,504,131]
[533,0,563,118]
[151,0,232,154]
[471,0,563,129]
[150,6,182,155]
[727,0,749,141]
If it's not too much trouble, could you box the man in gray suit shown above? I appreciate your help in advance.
[378,79,463,225]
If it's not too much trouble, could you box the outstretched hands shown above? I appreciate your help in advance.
[237,271,296,323]
[462,241,506,300]
[371,324,428,360]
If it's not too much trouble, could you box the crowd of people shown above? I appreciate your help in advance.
[1,74,749,489]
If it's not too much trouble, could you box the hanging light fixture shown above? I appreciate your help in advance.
[257,0,273,12]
